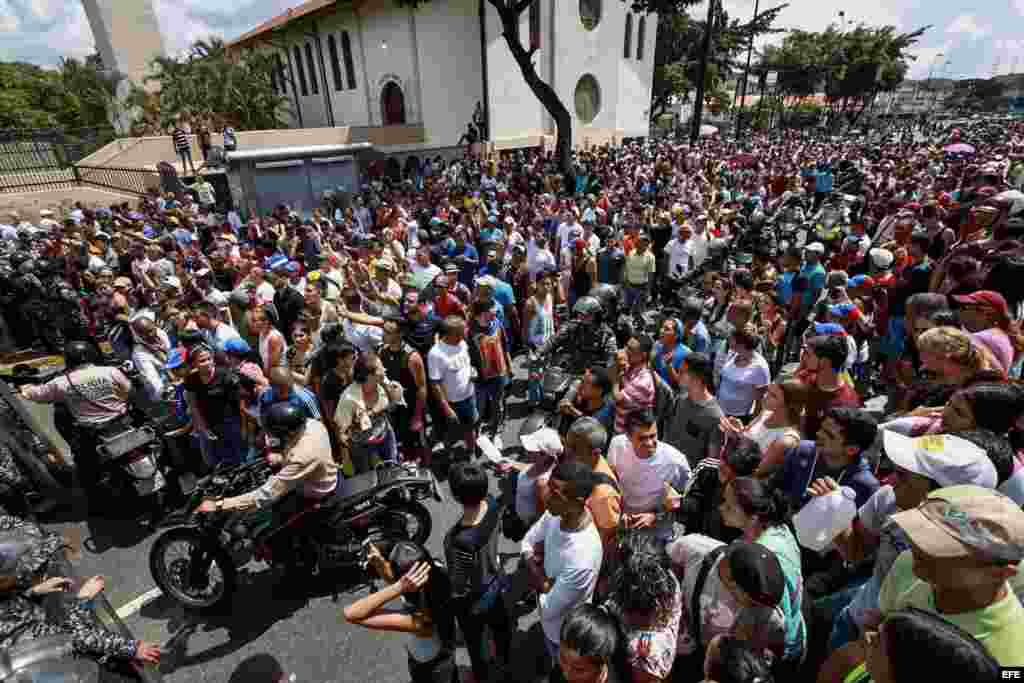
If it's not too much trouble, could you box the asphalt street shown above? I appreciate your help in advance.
[26,358,551,683]
[24,358,888,683]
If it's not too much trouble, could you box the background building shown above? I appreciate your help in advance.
[228,0,657,151]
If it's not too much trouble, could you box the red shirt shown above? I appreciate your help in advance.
[803,383,862,438]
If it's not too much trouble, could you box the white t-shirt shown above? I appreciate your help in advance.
[206,321,241,350]
[516,466,554,525]
[255,281,276,304]
[664,238,694,277]
[427,339,474,403]
[717,352,771,417]
[521,512,603,644]
[342,319,384,353]
[607,434,691,514]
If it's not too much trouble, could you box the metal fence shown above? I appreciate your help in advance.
[75,164,161,196]
[0,127,123,195]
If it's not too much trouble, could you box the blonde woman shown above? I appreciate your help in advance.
[917,326,994,386]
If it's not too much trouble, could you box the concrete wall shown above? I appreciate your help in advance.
[316,7,372,127]
[79,126,426,171]
[358,0,421,126]
[485,0,653,149]
[414,0,483,147]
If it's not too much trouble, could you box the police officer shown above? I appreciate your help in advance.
[19,342,133,496]
[535,295,617,374]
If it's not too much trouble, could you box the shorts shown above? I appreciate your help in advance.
[450,396,479,427]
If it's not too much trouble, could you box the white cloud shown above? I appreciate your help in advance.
[945,14,991,40]
[0,0,18,32]
[26,0,60,22]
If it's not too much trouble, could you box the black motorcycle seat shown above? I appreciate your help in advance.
[335,470,379,508]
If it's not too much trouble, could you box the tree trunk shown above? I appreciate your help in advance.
[847,89,877,130]
[489,0,573,179]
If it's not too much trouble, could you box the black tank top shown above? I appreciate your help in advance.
[380,342,417,406]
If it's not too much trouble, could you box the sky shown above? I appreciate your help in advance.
[0,0,1022,82]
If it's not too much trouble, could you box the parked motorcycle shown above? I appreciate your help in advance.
[149,459,439,610]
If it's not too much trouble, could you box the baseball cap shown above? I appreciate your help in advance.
[870,248,894,269]
[848,275,875,289]
[805,242,825,254]
[952,291,1011,322]
[520,427,563,458]
[883,432,997,490]
[113,276,132,289]
[267,254,289,272]
[285,261,301,274]
[375,258,395,272]
[443,261,459,274]
[222,337,252,356]
[891,485,1024,564]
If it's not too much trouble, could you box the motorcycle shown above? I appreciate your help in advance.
[149,459,439,610]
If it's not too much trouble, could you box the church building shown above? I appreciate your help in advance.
[228,0,656,151]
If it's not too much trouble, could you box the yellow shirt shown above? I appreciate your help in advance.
[879,549,1024,666]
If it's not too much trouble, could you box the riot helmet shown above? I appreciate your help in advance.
[64,341,96,370]
[263,402,307,442]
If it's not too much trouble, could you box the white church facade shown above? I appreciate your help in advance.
[228,0,657,151]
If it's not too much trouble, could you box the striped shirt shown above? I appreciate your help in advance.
[172,129,190,152]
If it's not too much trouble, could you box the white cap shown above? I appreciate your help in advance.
[870,248,894,269]
[805,242,825,254]
[520,427,563,457]
[883,432,997,490]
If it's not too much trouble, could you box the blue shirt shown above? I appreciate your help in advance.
[479,227,505,244]
[445,244,479,288]
[653,341,690,387]
[777,271,797,306]
[257,385,322,425]
[490,278,516,308]
[799,262,826,309]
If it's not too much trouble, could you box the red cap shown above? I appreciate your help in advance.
[952,290,1010,321]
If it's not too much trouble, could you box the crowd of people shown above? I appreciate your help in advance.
[2,119,1024,683]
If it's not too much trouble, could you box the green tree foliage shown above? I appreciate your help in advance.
[762,24,928,128]
[142,38,290,133]
[650,2,786,123]
[0,57,115,130]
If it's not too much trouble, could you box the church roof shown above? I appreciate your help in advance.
[228,0,357,49]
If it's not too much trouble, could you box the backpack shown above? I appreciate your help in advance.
[443,506,505,614]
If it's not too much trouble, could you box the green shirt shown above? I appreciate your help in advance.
[879,550,1024,666]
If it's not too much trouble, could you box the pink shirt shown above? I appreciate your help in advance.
[23,365,131,426]
[972,328,1014,375]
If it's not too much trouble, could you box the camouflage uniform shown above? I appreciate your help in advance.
[0,514,137,662]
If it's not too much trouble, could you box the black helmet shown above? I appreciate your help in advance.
[8,251,30,268]
[587,283,620,318]
[573,295,603,319]
[263,402,306,440]
[64,341,96,369]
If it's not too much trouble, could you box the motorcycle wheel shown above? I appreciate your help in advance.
[149,527,236,610]
[377,502,432,546]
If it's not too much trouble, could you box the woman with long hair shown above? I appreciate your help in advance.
[720,380,807,479]
[719,477,805,669]
[248,304,288,378]
[343,542,457,683]
[702,636,775,683]
[286,320,313,388]
[653,318,689,391]
[333,350,404,475]
[601,533,682,683]
[917,326,995,386]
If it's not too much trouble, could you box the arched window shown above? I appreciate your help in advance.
[293,46,308,96]
[624,13,633,59]
[327,35,343,90]
[636,16,646,61]
[270,59,279,93]
[304,43,318,94]
[381,81,406,125]
[529,0,541,51]
[342,31,357,90]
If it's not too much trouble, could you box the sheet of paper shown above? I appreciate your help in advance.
[477,434,513,465]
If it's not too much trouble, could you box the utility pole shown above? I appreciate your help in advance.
[735,0,761,139]
[690,0,718,144]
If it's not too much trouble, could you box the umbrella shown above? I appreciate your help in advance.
[943,142,976,155]
[699,124,719,137]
